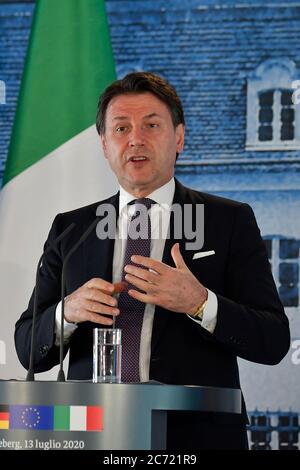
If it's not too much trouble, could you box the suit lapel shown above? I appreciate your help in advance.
[84,192,119,284]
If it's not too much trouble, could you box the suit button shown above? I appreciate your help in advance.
[230,336,240,344]
[40,344,49,356]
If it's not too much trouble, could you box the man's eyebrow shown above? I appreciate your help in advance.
[143,112,163,119]
[112,116,128,121]
[112,112,163,121]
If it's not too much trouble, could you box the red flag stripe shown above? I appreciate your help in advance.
[0,412,9,420]
[86,406,103,431]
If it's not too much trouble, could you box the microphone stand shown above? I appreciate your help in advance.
[26,222,76,381]
[57,217,100,382]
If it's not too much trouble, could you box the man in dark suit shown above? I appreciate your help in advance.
[15,72,290,449]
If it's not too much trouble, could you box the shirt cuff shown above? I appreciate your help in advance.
[55,300,78,346]
[188,289,218,333]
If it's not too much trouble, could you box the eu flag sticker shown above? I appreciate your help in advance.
[9,405,54,430]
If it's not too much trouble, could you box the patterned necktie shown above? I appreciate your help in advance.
[116,197,154,383]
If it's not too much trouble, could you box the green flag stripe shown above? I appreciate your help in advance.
[3,0,115,186]
[54,406,70,430]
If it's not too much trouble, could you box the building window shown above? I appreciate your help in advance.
[246,59,300,151]
[264,236,300,307]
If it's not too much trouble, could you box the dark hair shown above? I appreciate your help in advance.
[96,71,185,135]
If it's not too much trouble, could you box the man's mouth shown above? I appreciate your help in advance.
[127,156,149,163]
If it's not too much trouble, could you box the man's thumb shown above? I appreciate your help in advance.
[171,243,186,269]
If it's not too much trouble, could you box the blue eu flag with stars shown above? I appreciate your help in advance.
[9,405,54,430]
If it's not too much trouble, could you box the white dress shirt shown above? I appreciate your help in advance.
[55,177,218,380]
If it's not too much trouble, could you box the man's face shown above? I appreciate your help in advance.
[101,92,184,196]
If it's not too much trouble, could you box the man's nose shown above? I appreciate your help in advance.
[129,126,145,147]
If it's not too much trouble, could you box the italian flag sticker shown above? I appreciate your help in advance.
[54,406,103,432]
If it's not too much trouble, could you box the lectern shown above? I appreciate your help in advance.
[0,381,241,450]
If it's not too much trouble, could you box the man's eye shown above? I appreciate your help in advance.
[116,126,127,133]
[148,123,159,128]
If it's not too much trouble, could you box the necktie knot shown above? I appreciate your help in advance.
[130,197,156,211]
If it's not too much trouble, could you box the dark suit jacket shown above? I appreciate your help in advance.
[15,179,290,449]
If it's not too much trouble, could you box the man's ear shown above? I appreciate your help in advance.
[175,124,185,153]
[100,134,108,159]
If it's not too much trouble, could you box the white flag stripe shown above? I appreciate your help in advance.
[70,406,87,431]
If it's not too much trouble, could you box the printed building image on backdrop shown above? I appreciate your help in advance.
[0,0,299,449]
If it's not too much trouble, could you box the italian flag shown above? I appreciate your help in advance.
[54,405,103,432]
[0,0,117,378]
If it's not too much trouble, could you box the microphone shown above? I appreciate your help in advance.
[57,217,100,382]
[26,222,76,381]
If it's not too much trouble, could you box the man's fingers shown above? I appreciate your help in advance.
[85,287,117,307]
[86,277,114,293]
[87,312,114,326]
[124,265,158,284]
[127,288,156,305]
[125,273,155,294]
[130,255,167,274]
[85,279,127,297]
[85,299,119,316]
[171,243,187,270]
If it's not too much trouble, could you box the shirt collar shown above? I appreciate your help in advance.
[119,177,175,215]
